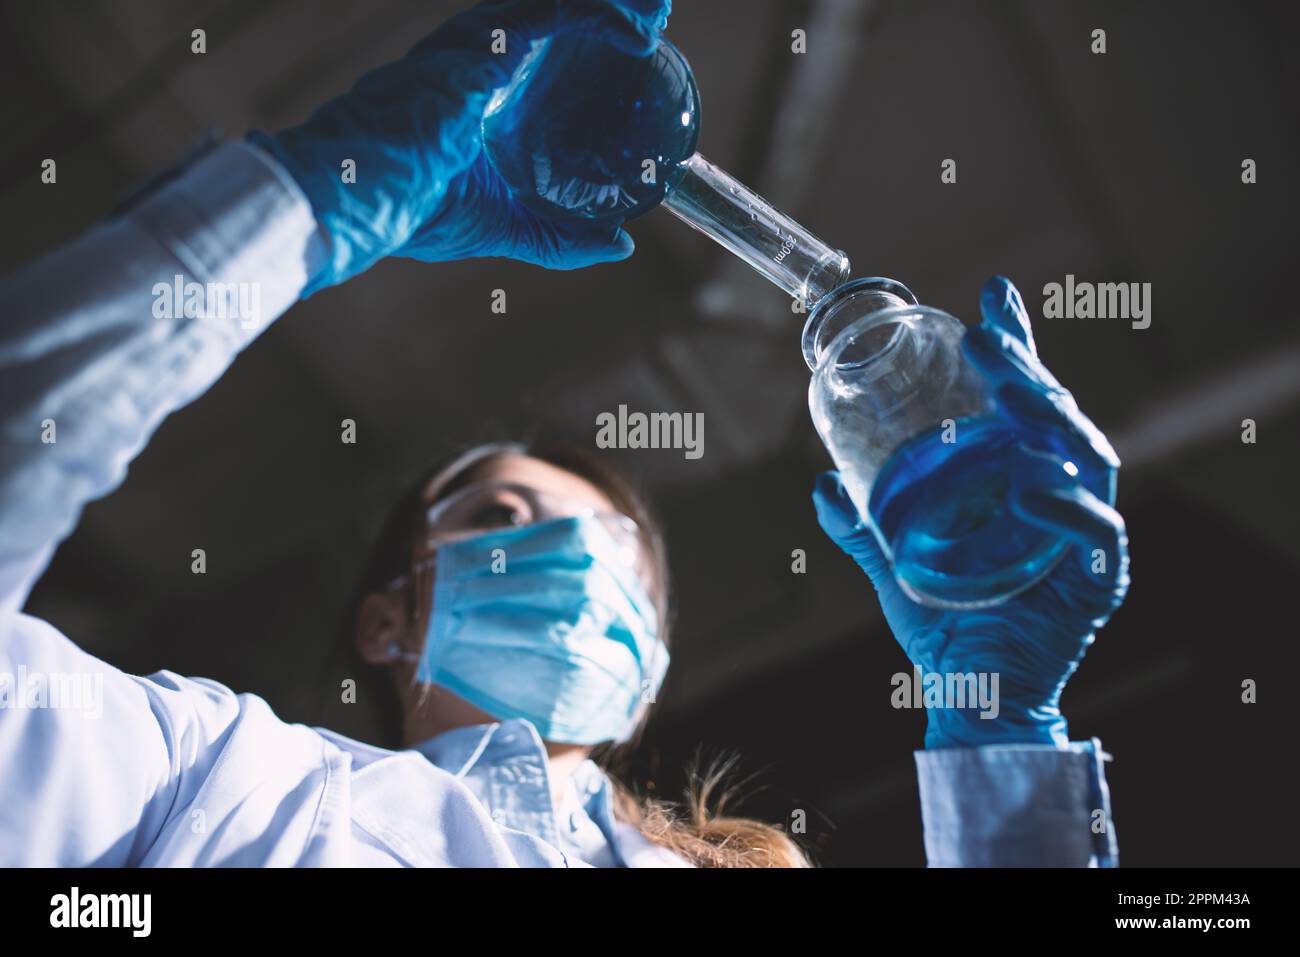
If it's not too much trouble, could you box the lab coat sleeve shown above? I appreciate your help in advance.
[0,138,326,611]
[914,738,1119,867]
[0,139,327,864]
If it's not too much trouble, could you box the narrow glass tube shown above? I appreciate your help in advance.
[662,153,851,307]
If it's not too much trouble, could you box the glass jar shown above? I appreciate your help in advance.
[805,279,1071,608]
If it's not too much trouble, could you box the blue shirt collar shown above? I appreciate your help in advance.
[410,718,623,864]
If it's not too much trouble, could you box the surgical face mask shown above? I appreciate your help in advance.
[412,514,669,745]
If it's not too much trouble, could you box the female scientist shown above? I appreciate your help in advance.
[0,0,1127,867]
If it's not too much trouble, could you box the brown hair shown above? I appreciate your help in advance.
[351,440,811,868]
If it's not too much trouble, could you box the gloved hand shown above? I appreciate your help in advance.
[249,0,671,295]
[813,276,1130,749]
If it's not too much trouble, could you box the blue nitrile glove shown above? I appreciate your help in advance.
[813,276,1131,750]
[248,0,671,296]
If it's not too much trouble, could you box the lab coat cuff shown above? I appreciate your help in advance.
[128,138,328,344]
[914,737,1118,867]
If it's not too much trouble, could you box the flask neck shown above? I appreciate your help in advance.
[801,277,919,371]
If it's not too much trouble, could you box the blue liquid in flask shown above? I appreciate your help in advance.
[867,416,1071,607]
[482,34,700,221]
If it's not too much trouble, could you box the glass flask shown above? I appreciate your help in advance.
[804,279,1075,608]
[482,34,850,306]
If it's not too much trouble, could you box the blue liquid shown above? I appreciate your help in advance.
[867,416,1071,607]
[481,35,700,221]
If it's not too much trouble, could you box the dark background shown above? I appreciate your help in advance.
[3,0,1297,865]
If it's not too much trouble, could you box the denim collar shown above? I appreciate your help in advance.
[411,718,622,863]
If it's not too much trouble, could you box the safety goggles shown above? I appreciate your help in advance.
[421,479,646,574]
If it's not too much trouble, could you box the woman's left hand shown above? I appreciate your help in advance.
[813,276,1131,749]
[250,0,669,295]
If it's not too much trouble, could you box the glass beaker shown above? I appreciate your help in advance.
[482,34,850,307]
[804,279,1075,608]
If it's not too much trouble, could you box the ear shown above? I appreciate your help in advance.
[356,591,414,665]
